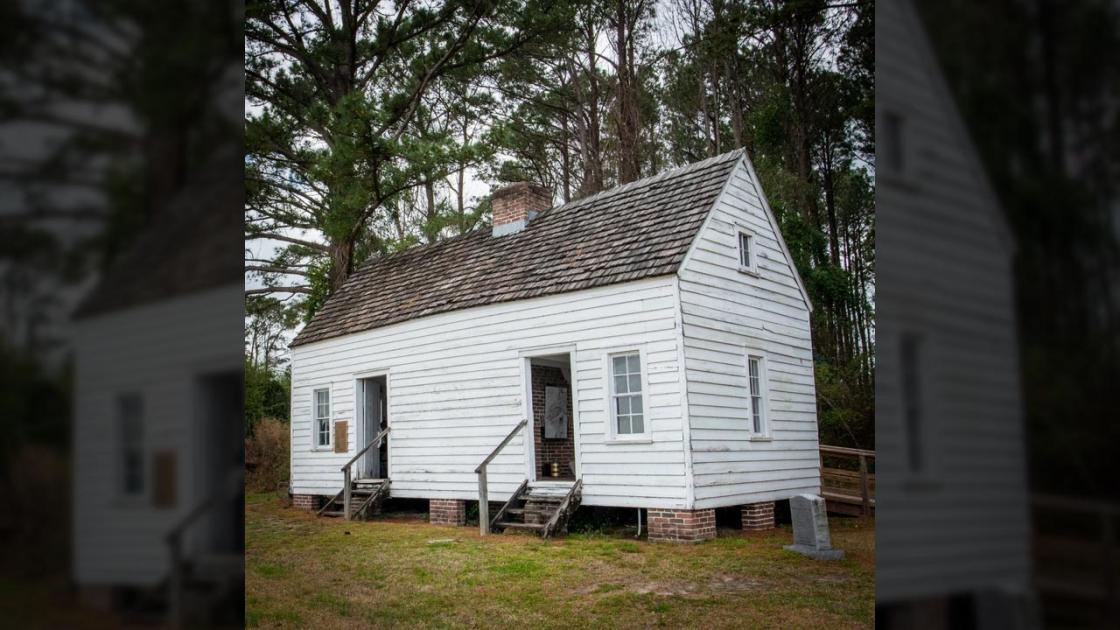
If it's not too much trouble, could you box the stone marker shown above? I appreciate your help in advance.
[784,494,844,560]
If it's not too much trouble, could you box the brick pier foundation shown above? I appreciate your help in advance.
[429,499,467,526]
[292,494,320,510]
[647,508,717,542]
[741,501,776,531]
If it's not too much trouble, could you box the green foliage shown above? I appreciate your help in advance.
[246,0,567,319]
[245,360,290,434]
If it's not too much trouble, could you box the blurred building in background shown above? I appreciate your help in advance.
[0,0,243,626]
[71,153,243,624]
[876,0,1033,626]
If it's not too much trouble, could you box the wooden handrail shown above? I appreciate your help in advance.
[342,426,390,520]
[341,426,391,472]
[476,419,527,535]
[1033,493,1120,517]
[475,420,527,474]
[166,496,218,546]
[819,444,875,458]
[165,467,240,628]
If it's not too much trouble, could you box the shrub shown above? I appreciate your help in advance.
[2,445,68,576]
[246,417,289,493]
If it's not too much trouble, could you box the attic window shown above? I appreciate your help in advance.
[737,227,757,274]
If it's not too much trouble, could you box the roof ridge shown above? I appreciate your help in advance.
[546,148,745,215]
[351,149,744,275]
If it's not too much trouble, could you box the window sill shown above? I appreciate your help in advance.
[748,436,772,442]
[606,436,653,445]
[311,446,334,453]
[112,496,150,509]
[737,266,760,277]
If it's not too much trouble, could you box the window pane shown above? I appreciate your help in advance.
[614,374,628,394]
[124,453,142,493]
[617,396,630,415]
[628,373,642,393]
[630,414,644,434]
[740,233,751,267]
[627,354,640,373]
[617,415,631,435]
[752,397,761,432]
[612,355,627,374]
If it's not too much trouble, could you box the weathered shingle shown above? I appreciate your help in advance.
[291,150,744,347]
[74,149,243,319]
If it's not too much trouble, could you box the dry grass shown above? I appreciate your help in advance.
[246,493,874,628]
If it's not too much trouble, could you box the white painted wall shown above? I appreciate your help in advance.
[290,277,692,509]
[677,158,821,510]
[72,284,243,586]
[875,0,1030,604]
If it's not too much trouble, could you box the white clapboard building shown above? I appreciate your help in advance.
[288,150,822,541]
[876,0,1032,625]
[72,157,244,624]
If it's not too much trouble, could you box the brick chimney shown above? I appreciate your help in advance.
[491,181,552,236]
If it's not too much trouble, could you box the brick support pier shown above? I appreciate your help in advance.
[430,499,467,526]
[741,501,776,531]
[647,508,717,542]
[292,494,319,510]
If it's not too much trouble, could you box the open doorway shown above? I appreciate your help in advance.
[528,354,576,481]
[356,375,388,480]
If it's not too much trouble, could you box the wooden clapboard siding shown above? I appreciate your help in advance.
[875,0,1029,604]
[677,158,821,510]
[290,276,691,508]
[72,285,242,587]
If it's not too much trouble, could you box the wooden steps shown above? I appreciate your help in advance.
[317,478,390,521]
[492,479,582,538]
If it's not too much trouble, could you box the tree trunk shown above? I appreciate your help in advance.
[424,179,437,243]
[614,0,641,184]
[580,23,604,196]
[328,239,354,293]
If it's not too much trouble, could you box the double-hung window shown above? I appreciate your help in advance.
[609,352,645,437]
[119,393,144,497]
[900,332,924,473]
[746,355,768,435]
[313,388,331,449]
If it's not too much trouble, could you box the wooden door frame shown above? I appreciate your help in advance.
[353,369,391,480]
[518,346,580,484]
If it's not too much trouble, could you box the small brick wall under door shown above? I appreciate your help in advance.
[531,365,575,480]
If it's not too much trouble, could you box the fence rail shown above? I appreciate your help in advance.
[819,444,875,516]
[1033,493,1120,624]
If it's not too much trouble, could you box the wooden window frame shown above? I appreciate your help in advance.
[605,349,651,443]
[312,386,332,451]
[118,393,145,500]
[736,226,758,276]
[745,353,771,439]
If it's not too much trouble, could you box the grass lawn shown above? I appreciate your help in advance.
[246,493,874,628]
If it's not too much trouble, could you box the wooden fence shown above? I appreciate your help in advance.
[1032,493,1120,625]
[819,444,875,516]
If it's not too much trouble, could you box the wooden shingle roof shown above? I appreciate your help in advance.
[291,150,744,347]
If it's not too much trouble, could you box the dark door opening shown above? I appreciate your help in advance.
[530,356,576,481]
